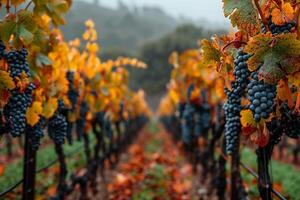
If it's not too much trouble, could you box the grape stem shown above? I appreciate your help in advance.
[295,4,300,40]
[25,1,33,10]
[254,0,270,32]
[221,40,247,52]
[271,0,282,8]
[5,0,10,13]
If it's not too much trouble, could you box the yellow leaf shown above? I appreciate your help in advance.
[82,31,90,41]
[42,98,58,119]
[85,19,95,28]
[0,70,15,90]
[271,3,294,26]
[26,101,43,126]
[289,71,300,88]
[240,109,256,127]
[87,43,99,53]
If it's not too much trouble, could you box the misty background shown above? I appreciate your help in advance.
[62,0,228,108]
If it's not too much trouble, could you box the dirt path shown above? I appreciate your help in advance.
[104,123,196,200]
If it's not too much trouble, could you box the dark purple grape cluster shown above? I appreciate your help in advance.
[0,41,6,58]
[248,73,276,122]
[261,18,296,35]
[66,71,79,110]
[181,85,196,144]
[48,111,67,145]
[4,84,35,137]
[194,104,210,137]
[224,87,242,154]
[233,49,251,87]
[28,117,46,150]
[181,103,195,144]
[280,103,300,139]
[6,48,30,78]
[194,91,211,137]
[224,50,250,154]
[266,118,283,146]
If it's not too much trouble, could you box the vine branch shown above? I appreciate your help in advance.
[254,0,270,32]
[296,4,300,40]
[25,1,33,10]
[6,0,10,13]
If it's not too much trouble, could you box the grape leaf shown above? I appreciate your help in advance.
[17,10,37,33]
[18,25,34,45]
[289,71,300,88]
[0,71,15,90]
[241,109,256,127]
[222,0,260,36]
[0,15,17,43]
[33,0,69,26]
[36,53,52,67]
[200,39,221,64]
[271,3,294,26]
[26,101,43,126]
[0,10,37,47]
[42,97,58,119]
[245,33,300,84]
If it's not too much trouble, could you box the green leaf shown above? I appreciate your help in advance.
[0,20,17,43]
[36,53,52,67]
[18,25,34,45]
[17,10,37,33]
[245,33,300,84]
[222,0,259,36]
[0,71,15,90]
[13,37,23,49]
[54,1,69,13]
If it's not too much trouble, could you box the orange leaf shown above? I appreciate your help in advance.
[242,126,257,136]
[277,79,294,108]
[26,101,43,126]
[271,3,294,26]
[172,182,185,194]
[0,164,5,176]
[273,182,283,193]
[42,98,58,119]
[249,125,269,147]
[47,186,56,197]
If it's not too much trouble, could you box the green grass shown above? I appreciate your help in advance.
[0,135,94,199]
[147,120,159,135]
[241,148,300,200]
[144,120,163,154]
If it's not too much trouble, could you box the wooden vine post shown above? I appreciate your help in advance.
[22,130,37,200]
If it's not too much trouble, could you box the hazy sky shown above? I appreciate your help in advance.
[101,0,226,22]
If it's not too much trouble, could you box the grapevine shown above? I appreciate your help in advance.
[0,0,299,199]
[158,1,300,199]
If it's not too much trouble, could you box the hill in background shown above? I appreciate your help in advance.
[62,0,181,54]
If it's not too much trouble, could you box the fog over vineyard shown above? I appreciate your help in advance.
[0,1,299,200]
